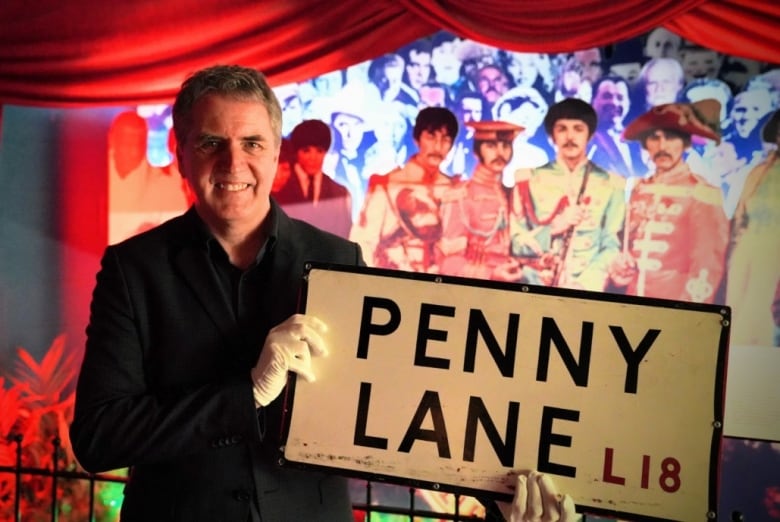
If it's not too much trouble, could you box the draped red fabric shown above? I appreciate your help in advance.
[0,0,778,107]
[396,0,708,51]
[667,0,780,61]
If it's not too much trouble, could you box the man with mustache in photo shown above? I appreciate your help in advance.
[608,99,729,303]
[437,120,525,281]
[510,98,626,291]
[350,107,459,272]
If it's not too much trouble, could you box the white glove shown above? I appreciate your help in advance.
[499,471,578,522]
[251,314,329,407]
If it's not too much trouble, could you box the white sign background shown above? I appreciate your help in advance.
[282,265,728,521]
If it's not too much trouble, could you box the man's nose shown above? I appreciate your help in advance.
[217,143,245,172]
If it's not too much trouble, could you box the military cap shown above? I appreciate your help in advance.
[467,120,524,142]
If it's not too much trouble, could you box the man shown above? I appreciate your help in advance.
[453,41,497,97]
[274,119,353,238]
[726,108,780,346]
[71,65,365,521]
[350,107,458,272]
[721,86,777,215]
[573,47,604,86]
[589,75,648,179]
[274,82,304,137]
[609,99,729,303]
[324,82,373,219]
[368,53,410,106]
[400,39,434,101]
[476,63,511,110]
[636,57,685,113]
[108,110,189,242]
[429,31,463,88]
[437,120,525,281]
[72,66,575,522]
[679,43,723,83]
[510,98,625,291]
[642,27,682,60]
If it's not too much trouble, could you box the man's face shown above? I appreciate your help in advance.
[177,94,278,231]
[643,129,686,172]
[477,66,509,104]
[506,53,539,87]
[406,50,432,91]
[680,49,722,82]
[574,48,603,84]
[476,140,513,175]
[644,28,681,59]
[551,118,591,164]
[459,97,483,123]
[731,90,774,138]
[416,127,454,171]
[295,146,326,176]
[110,114,148,177]
[431,40,461,86]
[333,113,365,153]
[645,61,683,107]
[593,80,630,129]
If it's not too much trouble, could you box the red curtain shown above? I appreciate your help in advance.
[1,0,778,107]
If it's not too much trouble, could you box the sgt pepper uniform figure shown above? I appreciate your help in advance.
[437,121,524,281]
[510,160,625,290]
[350,159,455,273]
[614,100,729,303]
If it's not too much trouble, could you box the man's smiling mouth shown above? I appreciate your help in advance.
[214,182,253,191]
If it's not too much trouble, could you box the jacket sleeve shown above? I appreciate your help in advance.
[69,246,260,473]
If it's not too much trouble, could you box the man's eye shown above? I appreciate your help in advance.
[200,139,220,150]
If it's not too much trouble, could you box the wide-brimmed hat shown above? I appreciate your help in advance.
[623,99,722,143]
[326,82,379,129]
[467,120,524,142]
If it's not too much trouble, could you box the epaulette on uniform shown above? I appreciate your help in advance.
[366,172,392,193]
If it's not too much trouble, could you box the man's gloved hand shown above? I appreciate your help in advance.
[251,314,329,407]
[498,471,578,522]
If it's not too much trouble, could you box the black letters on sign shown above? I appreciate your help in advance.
[357,296,401,359]
[538,406,578,477]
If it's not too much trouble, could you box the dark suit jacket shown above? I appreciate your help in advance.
[70,202,363,522]
[274,172,353,239]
